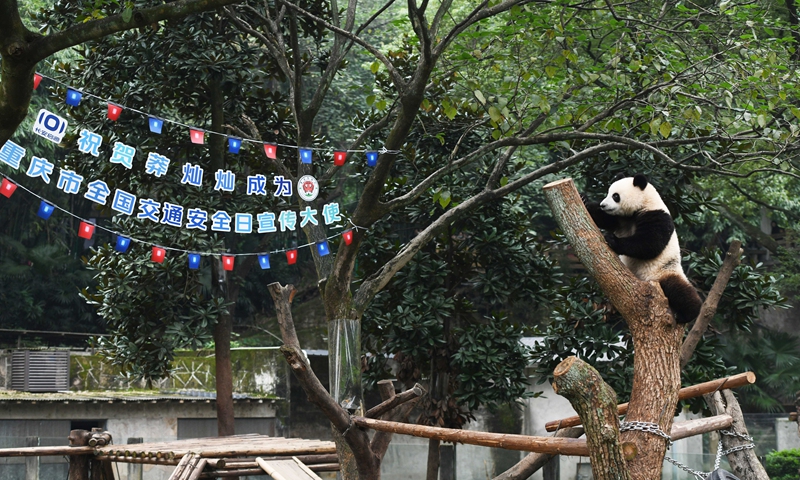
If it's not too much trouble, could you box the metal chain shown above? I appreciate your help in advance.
[719,429,756,456]
[619,421,673,446]
[664,455,709,480]
[621,423,758,480]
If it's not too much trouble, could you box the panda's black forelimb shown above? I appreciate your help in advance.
[584,199,622,230]
[604,211,675,260]
[660,274,704,324]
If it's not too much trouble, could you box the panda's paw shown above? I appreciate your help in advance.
[603,232,619,250]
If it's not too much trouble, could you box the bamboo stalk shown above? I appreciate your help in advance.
[167,453,194,480]
[200,468,263,478]
[545,372,755,431]
[185,458,207,480]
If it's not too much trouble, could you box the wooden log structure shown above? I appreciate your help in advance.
[545,371,755,432]
[352,414,732,457]
[199,463,339,478]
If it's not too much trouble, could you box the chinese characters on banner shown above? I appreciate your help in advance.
[0,130,346,237]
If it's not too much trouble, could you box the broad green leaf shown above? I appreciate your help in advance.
[659,121,672,138]
[474,90,486,105]
[488,106,503,123]
[122,7,132,23]
[439,190,451,208]
[370,61,380,74]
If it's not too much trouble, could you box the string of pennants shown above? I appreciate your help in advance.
[32,72,399,164]
[0,73,376,270]
[0,167,360,270]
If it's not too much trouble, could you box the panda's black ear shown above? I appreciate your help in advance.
[612,172,627,182]
[633,174,648,190]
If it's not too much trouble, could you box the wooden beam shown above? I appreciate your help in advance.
[0,446,95,457]
[353,415,733,457]
[365,383,424,418]
[545,372,755,432]
[353,416,589,455]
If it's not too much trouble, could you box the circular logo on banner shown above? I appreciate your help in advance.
[297,175,320,202]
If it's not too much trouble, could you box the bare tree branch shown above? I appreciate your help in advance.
[680,241,743,369]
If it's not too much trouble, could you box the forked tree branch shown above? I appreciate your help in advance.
[680,240,742,368]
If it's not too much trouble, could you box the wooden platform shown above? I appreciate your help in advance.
[95,433,336,460]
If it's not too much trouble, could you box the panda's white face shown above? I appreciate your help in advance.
[599,176,667,216]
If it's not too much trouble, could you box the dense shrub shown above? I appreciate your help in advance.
[765,448,800,480]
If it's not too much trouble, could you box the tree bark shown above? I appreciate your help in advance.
[552,357,631,480]
[492,428,584,480]
[544,178,683,480]
[680,240,742,368]
[704,390,768,480]
[267,283,380,480]
[67,430,92,480]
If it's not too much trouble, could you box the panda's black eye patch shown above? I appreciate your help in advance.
[612,193,620,203]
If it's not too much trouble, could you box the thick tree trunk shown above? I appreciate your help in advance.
[552,357,631,480]
[544,178,683,480]
[214,311,235,436]
[267,283,381,480]
[425,439,440,480]
[704,390,768,480]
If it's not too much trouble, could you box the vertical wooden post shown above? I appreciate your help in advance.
[127,438,144,480]
[24,436,39,480]
[67,429,91,480]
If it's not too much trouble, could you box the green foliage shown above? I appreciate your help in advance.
[451,316,536,413]
[83,237,227,379]
[720,327,800,412]
[686,249,788,332]
[765,448,800,480]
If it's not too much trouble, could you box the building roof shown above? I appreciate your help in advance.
[0,389,276,404]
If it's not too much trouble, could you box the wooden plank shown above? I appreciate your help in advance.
[292,457,324,480]
[256,458,289,480]
[545,373,756,432]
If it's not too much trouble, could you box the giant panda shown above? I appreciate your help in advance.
[583,174,703,324]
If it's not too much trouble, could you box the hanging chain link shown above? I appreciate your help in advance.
[620,421,756,480]
[664,455,709,480]
[719,429,756,456]
[619,421,673,446]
